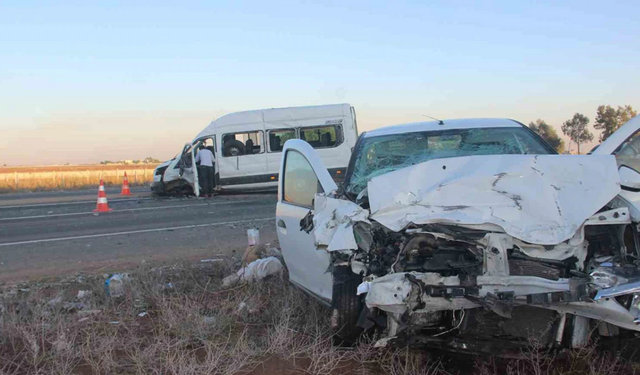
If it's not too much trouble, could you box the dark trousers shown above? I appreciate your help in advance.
[199,166,215,196]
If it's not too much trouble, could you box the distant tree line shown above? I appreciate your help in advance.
[528,104,637,154]
[100,157,161,165]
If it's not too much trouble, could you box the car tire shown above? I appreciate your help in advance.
[224,140,245,156]
[331,266,364,345]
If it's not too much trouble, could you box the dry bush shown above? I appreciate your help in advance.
[474,338,638,375]
[2,262,640,375]
[378,347,449,375]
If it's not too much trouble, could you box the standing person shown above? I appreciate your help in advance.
[195,145,215,197]
[207,146,219,191]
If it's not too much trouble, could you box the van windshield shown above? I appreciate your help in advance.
[345,126,553,195]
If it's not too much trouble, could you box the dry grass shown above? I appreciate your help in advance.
[0,165,157,193]
[1,261,639,375]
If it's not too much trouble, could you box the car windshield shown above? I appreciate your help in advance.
[345,126,553,195]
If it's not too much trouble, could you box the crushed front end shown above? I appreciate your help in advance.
[311,154,640,353]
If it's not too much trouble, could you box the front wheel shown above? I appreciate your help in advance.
[331,266,364,345]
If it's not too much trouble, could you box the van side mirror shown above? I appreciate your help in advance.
[619,166,640,190]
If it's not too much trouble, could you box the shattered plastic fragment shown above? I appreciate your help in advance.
[356,281,370,295]
[312,194,370,252]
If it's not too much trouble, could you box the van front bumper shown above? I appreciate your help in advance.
[151,181,165,194]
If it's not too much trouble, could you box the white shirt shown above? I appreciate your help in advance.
[195,149,215,167]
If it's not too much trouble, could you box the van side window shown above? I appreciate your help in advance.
[222,131,264,157]
[283,150,323,207]
[300,125,342,149]
[268,129,296,152]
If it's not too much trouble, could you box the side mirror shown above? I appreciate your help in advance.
[619,166,640,190]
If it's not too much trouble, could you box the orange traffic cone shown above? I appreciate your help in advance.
[94,179,113,212]
[121,172,131,196]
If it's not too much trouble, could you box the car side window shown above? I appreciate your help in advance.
[283,150,323,207]
[268,129,296,152]
[222,131,264,157]
[616,131,640,174]
[300,125,342,149]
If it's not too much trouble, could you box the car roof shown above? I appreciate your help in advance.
[363,118,523,138]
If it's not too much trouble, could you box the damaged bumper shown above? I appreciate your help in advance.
[355,228,640,351]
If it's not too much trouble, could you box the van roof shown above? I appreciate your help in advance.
[363,118,524,138]
[194,103,352,141]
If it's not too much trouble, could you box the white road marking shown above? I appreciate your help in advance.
[0,217,273,247]
[0,197,155,209]
[0,200,260,221]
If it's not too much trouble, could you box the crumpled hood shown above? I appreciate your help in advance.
[155,159,173,170]
[367,154,621,245]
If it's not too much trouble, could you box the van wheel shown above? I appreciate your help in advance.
[180,184,194,196]
[224,140,245,156]
[331,266,363,345]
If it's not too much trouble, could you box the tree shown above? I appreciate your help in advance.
[528,119,565,153]
[594,105,638,142]
[561,113,593,154]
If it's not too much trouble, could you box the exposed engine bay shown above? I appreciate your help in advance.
[305,154,640,352]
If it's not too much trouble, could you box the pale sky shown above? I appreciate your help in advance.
[1,0,638,165]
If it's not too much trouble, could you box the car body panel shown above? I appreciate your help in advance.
[275,140,338,303]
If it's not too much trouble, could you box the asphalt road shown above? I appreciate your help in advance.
[0,187,278,281]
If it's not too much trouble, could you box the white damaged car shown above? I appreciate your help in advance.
[275,117,640,354]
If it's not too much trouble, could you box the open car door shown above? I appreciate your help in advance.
[178,143,200,197]
[592,116,640,221]
[275,139,338,303]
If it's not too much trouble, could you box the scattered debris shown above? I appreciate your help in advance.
[264,246,282,258]
[48,296,63,306]
[77,309,101,316]
[138,311,147,317]
[77,290,91,300]
[63,301,86,312]
[247,228,260,245]
[236,300,258,315]
[200,258,224,263]
[223,257,284,286]
[203,316,216,325]
[241,244,265,265]
[104,273,129,297]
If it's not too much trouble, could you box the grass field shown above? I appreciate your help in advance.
[1,260,637,375]
[0,164,159,193]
